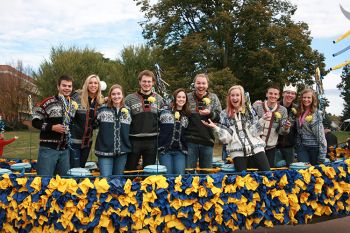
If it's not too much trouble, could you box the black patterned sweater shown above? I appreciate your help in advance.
[32,95,77,150]
[185,92,222,146]
[158,108,189,155]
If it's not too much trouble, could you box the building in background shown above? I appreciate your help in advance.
[0,65,38,127]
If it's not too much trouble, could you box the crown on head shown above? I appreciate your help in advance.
[283,83,297,93]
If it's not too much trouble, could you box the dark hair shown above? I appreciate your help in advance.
[107,84,124,108]
[138,70,156,82]
[172,88,191,116]
[57,75,73,86]
[266,84,281,93]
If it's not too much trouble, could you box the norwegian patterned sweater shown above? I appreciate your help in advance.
[32,96,77,150]
[70,93,98,148]
[124,91,164,138]
[296,110,327,162]
[185,92,222,146]
[158,108,189,155]
[214,110,266,158]
[253,101,289,149]
[94,105,132,157]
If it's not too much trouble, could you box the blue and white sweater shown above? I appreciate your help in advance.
[214,110,266,158]
[158,108,189,155]
[94,105,132,157]
[296,110,327,162]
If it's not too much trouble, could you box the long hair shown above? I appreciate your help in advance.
[297,88,318,116]
[107,84,125,108]
[172,88,191,116]
[81,74,104,109]
[226,85,245,118]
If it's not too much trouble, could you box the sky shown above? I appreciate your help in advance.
[1,0,350,116]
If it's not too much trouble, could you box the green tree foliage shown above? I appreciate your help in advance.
[135,0,326,101]
[33,46,123,98]
[117,45,162,93]
[337,65,350,121]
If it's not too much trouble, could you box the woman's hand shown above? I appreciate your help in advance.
[201,118,217,128]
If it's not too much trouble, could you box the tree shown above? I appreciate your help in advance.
[337,65,350,121]
[0,61,37,129]
[117,45,163,93]
[135,0,326,100]
[33,46,123,98]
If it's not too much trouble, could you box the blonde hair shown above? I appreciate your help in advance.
[107,84,125,108]
[81,74,104,109]
[297,88,318,116]
[226,85,245,118]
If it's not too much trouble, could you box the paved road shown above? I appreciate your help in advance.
[235,216,350,233]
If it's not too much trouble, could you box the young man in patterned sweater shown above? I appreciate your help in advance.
[253,85,290,168]
[124,70,165,170]
[185,73,222,172]
[32,75,78,176]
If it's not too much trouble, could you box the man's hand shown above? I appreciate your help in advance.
[52,124,66,134]
[199,109,210,116]
[14,136,19,139]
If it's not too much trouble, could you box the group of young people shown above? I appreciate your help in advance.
[31,70,327,176]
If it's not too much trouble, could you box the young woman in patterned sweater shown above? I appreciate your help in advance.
[158,88,191,175]
[202,85,270,172]
[95,84,132,176]
[296,88,326,165]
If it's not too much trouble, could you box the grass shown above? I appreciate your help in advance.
[2,129,350,160]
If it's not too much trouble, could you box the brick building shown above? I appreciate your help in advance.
[0,65,38,124]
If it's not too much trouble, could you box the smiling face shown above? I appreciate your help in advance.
[58,80,73,97]
[87,77,99,96]
[302,91,313,108]
[229,88,242,110]
[266,88,280,105]
[139,75,154,93]
[175,91,187,110]
[282,91,297,105]
[110,87,123,107]
[194,76,208,97]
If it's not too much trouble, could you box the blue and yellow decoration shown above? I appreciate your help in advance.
[0,159,350,232]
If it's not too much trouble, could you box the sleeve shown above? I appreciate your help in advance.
[209,94,222,122]
[278,108,290,135]
[31,105,52,132]
[311,112,327,163]
[214,124,234,145]
[2,138,16,146]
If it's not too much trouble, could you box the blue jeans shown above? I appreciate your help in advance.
[278,147,295,166]
[98,155,127,176]
[297,145,319,165]
[70,144,92,168]
[159,150,186,175]
[186,142,213,173]
[37,146,70,176]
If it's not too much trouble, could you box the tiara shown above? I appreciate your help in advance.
[283,83,297,93]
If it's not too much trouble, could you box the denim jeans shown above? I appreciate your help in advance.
[37,146,70,176]
[98,155,127,176]
[297,145,319,165]
[186,142,213,173]
[70,144,92,168]
[278,147,295,166]
[159,150,186,175]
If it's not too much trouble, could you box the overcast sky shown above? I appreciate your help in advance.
[1,0,350,115]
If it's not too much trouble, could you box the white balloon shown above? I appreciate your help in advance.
[100,81,107,91]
